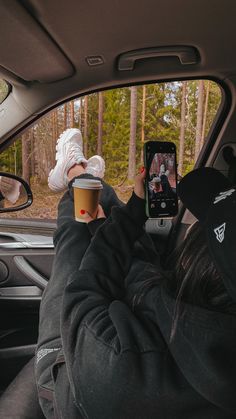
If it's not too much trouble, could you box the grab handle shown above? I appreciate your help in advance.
[118,46,199,71]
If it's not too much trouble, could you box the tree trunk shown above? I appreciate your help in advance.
[194,80,204,162]
[128,86,137,180]
[178,81,187,176]
[64,103,68,130]
[83,96,88,158]
[97,92,104,155]
[33,116,53,183]
[55,109,58,140]
[52,110,58,143]
[200,80,210,149]
[140,85,146,163]
[70,100,75,127]
[13,144,17,175]
[50,111,58,169]
[79,98,82,131]
[30,127,36,178]
[22,132,31,184]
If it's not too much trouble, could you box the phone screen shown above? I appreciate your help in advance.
[145,142,178,218]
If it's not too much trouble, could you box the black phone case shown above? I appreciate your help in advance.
[144,141,178,218]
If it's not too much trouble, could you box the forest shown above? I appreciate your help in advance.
[0,80,221,218]
[0,80,221,184]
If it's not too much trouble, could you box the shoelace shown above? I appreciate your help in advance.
[67,144,82,160]
[55,143,82,162]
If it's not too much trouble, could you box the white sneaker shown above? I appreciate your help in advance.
[86,155,105,178]
[48,128,87,192]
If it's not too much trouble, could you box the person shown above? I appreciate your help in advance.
[151,173,175,200]
[158,162,176,197]
[35,128,236,419]
[150,176,163,199]
[0,176,21,204]
[159,162,166,177]
[159,170,176,197]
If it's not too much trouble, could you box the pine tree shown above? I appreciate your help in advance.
[194,80,204,162]
[140,85,146,163]
[128,87,138,180]
[200,80,210,148]
[97,92,104,155]
[64,103,68,130]
[178,82,187,176]
[70,100,75,127]
[103,88,130,181]
[83,96,88,158]
[22,132,31,184]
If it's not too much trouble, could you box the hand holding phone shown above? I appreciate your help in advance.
[134,167,146,199]
[144,141,178,218]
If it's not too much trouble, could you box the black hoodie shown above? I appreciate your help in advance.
[36,193,236,418]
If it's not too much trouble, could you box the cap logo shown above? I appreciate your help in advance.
[214,222,226,243]
[213,188,235,204]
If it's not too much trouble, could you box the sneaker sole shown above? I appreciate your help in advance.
[87,155,105,178]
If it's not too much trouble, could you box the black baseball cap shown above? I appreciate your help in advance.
[178,167,236,302]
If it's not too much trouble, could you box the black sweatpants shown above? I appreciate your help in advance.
[38,174,123,351]
[0,175,122,419]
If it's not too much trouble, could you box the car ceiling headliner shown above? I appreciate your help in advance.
[1,0,236,86]
[0,0,236,145]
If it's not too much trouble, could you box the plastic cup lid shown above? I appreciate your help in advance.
[72,178,103,190]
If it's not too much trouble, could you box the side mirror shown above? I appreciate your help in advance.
[0,172,33,213]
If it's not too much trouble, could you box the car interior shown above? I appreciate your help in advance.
[0,0,236,416]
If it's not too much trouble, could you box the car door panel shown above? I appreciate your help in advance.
[0,223,55,393]
[0,302,39,392]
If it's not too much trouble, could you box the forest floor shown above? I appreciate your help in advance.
[0,182,134,220]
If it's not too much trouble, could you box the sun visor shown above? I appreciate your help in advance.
[0,1,74,83]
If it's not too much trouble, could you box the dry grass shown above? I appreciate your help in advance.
[0,182,134,220]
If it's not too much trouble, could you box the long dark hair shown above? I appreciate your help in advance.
[165,221,236,339]
[168,222,236,312]
[133,221,236,339]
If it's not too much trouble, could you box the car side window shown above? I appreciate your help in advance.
[0,79,9,104]
[0,80,221,220]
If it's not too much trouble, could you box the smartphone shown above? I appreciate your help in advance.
[144,141,178,218]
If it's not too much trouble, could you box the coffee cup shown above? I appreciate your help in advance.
[72,178,103,222]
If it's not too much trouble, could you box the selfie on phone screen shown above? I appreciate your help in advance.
[145,142,178,218]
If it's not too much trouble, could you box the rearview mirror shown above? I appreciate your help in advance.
[0,173,33,212]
